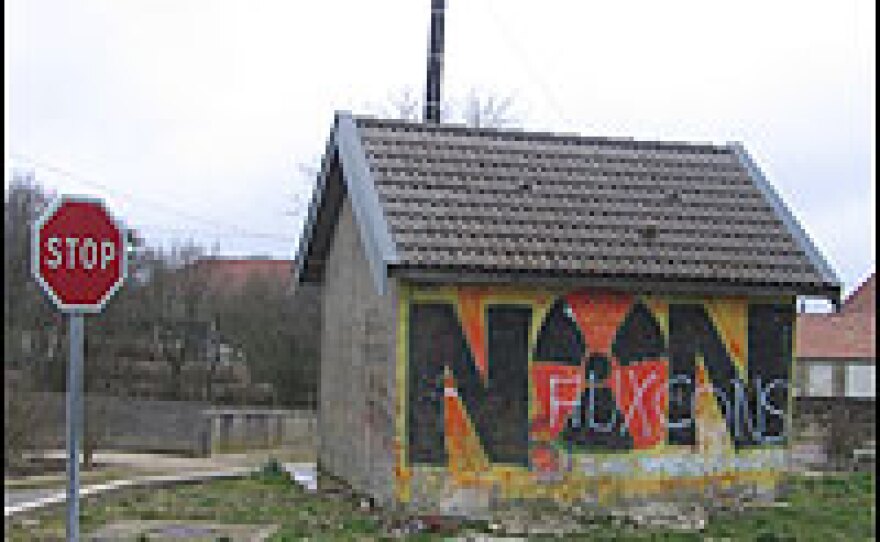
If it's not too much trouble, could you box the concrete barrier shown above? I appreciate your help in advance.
[7,392,316,457]
[202,408,316,454]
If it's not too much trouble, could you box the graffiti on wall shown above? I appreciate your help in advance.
[395,285,794,502]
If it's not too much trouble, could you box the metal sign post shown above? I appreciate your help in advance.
[67,313,84,541]
[32,195,127,542]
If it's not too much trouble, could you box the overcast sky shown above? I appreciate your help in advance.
[5,0,875,295]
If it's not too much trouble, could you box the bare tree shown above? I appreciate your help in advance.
[4,371,55,473]
[206,264,319,408]
[459,90,519,128]
[4,171,62,374]
[150,242,210,401]
[371,87,520,128]
[367,87,423,122]
[76,238,215,466]
[4,175,67,470]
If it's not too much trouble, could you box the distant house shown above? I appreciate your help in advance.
[792,273,875,471]
[295,113,840,512]
[189,257,294,294]
[795,273,875,398]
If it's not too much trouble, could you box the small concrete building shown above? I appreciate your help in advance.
[294,112,840,513]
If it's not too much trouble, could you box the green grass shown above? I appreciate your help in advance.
[4,471,875,541]
[700,473,877,541]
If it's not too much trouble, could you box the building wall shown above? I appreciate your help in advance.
[790,358,875,471]
[790,396,876,471]
[319,196,398,504]
[395,284,795,513]
[794,358,876,399]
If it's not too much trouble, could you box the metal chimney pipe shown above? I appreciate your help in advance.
[424,0,445,123]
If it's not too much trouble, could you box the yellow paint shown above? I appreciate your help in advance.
[444,373,491,480]
[703,297,749,379]
[695,356,735,457]
[394,283,411,502]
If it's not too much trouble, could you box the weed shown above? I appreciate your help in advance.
[3,472,875,541]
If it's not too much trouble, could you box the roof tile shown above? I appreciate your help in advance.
[796,273,875,359]
[354,116,833,292]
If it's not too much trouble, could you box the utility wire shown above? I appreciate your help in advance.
[8,151,299,242]
[482,0,573,130]
[132,223,297,245]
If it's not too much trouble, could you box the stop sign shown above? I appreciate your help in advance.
[32,195,128,312]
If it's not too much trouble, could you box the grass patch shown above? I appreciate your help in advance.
[702,472,876,541]
[5,471,875,541]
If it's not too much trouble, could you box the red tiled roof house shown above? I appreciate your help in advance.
[795,273,875,398]
[791,273,875,470]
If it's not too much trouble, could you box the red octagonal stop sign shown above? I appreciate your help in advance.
[32,195,128,312]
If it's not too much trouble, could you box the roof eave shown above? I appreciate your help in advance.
[335,111,399,295]
[389,264,837,299]
[292,128,336,289]
[293,112,399,296]
[728,142,842,306]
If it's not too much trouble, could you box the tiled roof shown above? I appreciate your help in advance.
[840,273,876,316]
[295,113,840,298]
[796,273,876,360]
[358,116,834,292]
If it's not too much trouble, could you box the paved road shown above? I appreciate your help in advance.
[6,451,314,516]
[4,488,61,508]
[6,467,270,518]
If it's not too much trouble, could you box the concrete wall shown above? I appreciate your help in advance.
[319,196,398,505]
[9,392,315,457]
[15,392,210,455]
[203,408,316,453]
[790,397,876,471]
[394,285,796,514]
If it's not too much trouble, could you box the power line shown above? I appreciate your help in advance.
[132,223,299,245]
[8,151,300,242]
[481,0,573,129]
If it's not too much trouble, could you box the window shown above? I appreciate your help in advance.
[845,364,876,398]
[806,363,834,397]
